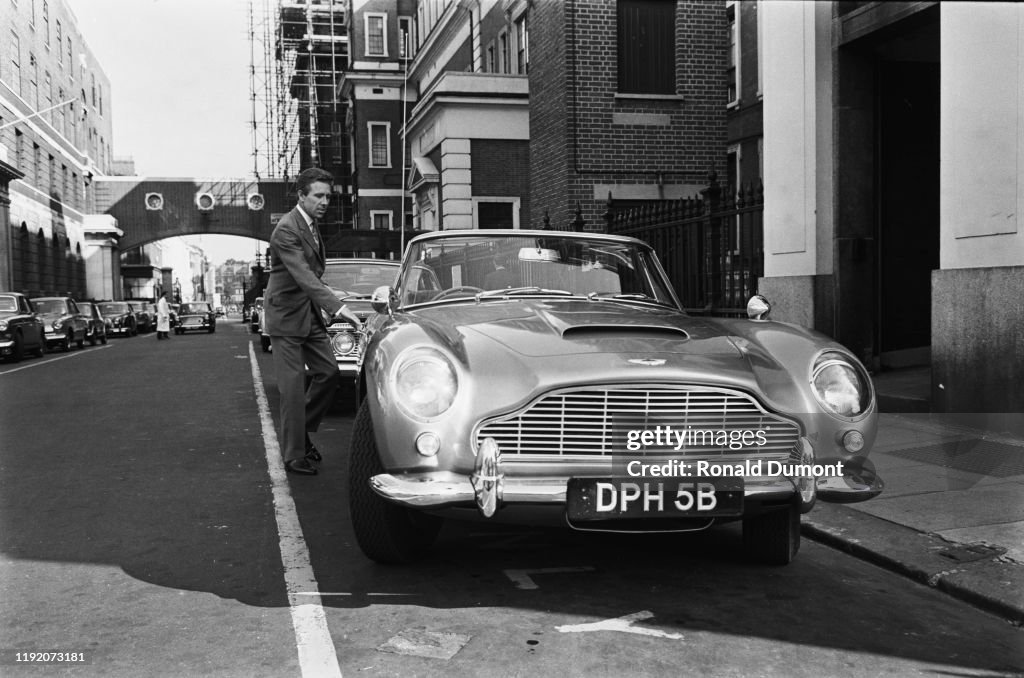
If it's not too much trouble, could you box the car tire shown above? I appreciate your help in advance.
[32,330,46,357]
[208,326,215,334]
[88,330,97,346]
[742,503,800,566]
[130,324,138,337]
[76,333,85,349]
[348,399,442,564]
[100,332,107,345]
[62,332,72,352]
[7,332,24,362]
[260,335,271,353]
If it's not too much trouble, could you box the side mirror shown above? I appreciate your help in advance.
[371,286,394,315]
[746,294,771,321]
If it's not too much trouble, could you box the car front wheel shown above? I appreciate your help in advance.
[260,335,271,353]
[348,399,442,564]
[742,503,800,566]
[7,332,24,362]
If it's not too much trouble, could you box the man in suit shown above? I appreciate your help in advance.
[265,167,362,475]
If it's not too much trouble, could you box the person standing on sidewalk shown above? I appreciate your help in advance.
[265,167,362,476]
[155,292,171,340]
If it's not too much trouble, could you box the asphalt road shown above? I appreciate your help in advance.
[1,318,1021,678]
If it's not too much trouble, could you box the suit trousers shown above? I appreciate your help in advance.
[270,322,340,462]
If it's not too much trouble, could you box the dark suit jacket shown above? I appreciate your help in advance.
[264,206,343,337]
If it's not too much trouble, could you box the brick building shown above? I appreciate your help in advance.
[341,0,725,234]
[0,0,114,298]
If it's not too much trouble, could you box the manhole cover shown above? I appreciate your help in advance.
[886,439,1024,478]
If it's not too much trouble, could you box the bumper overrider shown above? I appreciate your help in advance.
[370,436,884,525]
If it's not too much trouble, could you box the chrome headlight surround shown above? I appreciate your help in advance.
[390,346,458,422]
[810,351,873,420]
[330,330,357,356]
[51,320,63,331]
[0,320,7,331]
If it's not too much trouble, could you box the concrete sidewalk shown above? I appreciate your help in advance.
[804,412,1024,624]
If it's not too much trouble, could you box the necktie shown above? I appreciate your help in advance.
[309,221,320,248]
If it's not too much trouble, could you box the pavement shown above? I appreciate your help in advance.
[804,368,1024,625]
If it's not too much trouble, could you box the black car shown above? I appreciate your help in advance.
[128,300,154,334]
[175,301,216,334]
[0,293,46,362]
[96,301,137,336]
[77,301,108,346]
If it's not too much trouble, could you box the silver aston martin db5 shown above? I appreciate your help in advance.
[350,230,882,565]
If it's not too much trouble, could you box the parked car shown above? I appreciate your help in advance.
[321,258,401,377]
[169,303,180,328]
[249,297,263,334]
[128,300,154,334]
[175,301,216,334]
[76,301,108,345]
[0,292,46,362]
[349,230,883,565]
[96,301,137,336]
[31,297,90,351]
[215,306,225,317]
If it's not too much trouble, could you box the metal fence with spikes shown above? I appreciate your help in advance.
[604,172,764,316]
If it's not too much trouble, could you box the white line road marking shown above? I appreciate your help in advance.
[249,342,343,678]
[503,566,596,590]
[295,593,416,597]
[556,611,684,640]
[0,344,113,375]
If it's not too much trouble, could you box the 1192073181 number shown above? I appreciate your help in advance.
[2,651,89,664]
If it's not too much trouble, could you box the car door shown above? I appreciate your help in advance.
[69,300,88,340]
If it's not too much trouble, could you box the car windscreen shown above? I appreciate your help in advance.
[179,304,210,314]
[322,263,398,296]
[32,299,69,314]
[396,234,679,308]
[0,297,18,312]
[98,303,130,315]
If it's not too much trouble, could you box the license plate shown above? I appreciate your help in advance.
[566,477,744,520]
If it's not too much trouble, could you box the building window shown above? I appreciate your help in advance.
[726,2,738,106]
[398,16,413,59]
[499,30,509,74]
[473,198,521,229]
[56,20,61,61]
[370,211,393,230]
[29,53,38,108]
[486,41,495,73]
[29,0,35,27]
[91,73,96,107]
[515,14,528,74]
[368,122,390,168]
[44,70,52,122]
[616,0,675,95]
[42,1,49,46]
[365,13,387,57]
[33,143,41,186]
[8,32,20,96]
[67,37,72,74]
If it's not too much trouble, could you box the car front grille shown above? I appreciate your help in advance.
[476,386,801,461]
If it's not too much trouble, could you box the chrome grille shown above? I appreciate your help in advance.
[476,386,800,460]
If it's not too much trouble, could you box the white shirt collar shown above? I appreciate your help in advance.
[296,205,314,227]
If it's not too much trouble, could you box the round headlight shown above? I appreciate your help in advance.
[393,347,458,420]
[0,320,7,331]
[52,320,62,330]
[331,332,356,355]
[812,353,871,418]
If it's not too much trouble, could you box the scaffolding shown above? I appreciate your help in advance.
[248,0,351,230]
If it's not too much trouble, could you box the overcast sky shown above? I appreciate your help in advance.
[67,0,254,177]
[66,0,266,262]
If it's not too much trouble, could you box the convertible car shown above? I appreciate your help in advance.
[350,231,882,566]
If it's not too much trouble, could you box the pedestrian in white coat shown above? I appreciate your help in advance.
[156,292,171,340]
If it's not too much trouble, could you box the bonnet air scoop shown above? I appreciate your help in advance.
[560,325,690,341]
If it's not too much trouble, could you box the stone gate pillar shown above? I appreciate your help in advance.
[0,159,25,291]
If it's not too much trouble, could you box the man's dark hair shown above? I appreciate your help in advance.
[295,167,334,196]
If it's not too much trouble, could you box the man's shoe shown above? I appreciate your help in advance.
[285,458,318,475]
[304,435,322,462]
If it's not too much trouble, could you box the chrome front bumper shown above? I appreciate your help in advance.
[369,437,883,516]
